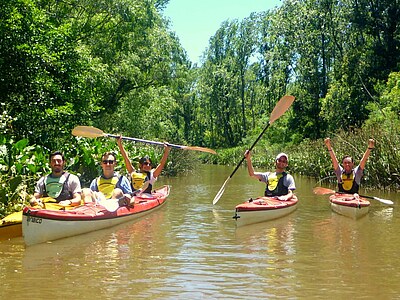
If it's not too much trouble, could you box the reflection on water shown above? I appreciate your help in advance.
[0,164,400,299]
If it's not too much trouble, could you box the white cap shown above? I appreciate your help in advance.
[276,153,288,161]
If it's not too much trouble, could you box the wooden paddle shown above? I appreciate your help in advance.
[72,126,217,155]
[212,95,296,205]
[313,187,394,205]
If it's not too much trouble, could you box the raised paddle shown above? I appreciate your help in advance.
[212,95,296,205]
[313,187,394,205]
[72,126,217,155]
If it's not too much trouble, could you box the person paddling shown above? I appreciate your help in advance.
[244,150,296,201]
[30,151,82,207]
[324,137,375,194]
[117,137,171,195]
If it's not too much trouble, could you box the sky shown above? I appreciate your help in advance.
[163,0,283,64]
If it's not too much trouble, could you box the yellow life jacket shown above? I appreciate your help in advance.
[267,173,283,192]
[131,172,148,190]
[265,172,288,197]
[96,176,120,199]
[340,172,356,192]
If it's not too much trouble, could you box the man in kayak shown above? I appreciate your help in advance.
[83,151,132,204]
[30,151,82,207]
[117,137,171,195]
[244,150,296,200]
[324,137,375,194]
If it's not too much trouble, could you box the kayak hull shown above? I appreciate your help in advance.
[234,195,298,227]
[22,185,169,246]
[329,193,370,219]
[0,211,23,241]
[0,201,76,241]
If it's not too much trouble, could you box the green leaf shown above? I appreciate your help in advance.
[9,176,23,192]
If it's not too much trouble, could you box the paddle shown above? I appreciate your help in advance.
[72,126,217,155]
[313,187,394,205]
[212,95,296,205]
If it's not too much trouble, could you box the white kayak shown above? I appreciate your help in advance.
[329,193,370,219]
[233,195,298,227]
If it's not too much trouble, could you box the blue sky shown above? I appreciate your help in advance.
[163,0,283,64]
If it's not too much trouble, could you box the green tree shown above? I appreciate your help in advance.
[1,0,100,149]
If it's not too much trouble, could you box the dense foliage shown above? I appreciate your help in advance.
[1,0,399,216]
[192,0,399,146]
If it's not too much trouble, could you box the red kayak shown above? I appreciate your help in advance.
[233,195,298,227]
[1,201,79,241]
[329,193,370,219]
[22,185,170,246]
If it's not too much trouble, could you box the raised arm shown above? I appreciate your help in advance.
[324,138,340,170]
[359,139,375,169]
[153,144,171,178]
[117,137,135,174]
[244,150,262,180]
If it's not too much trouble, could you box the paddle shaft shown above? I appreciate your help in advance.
[339,192,393,205]
[339,192,382,202]
[316,187,377,200]
[226,95,295,179]
[226,123,271,179]
[107,133,171,148]
[111,134,215,154]
[212,95,295,205]
[72,126,216,154]
[212,124,271,205]
[313,187,393,205]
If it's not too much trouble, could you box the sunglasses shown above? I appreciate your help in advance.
[142,161,151,166]
[102,160,115,164]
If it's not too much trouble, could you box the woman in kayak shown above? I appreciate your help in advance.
[244,150,296,201]
[117,137,171,195]
[324,137,375,194]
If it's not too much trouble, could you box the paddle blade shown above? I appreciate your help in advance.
[313,187,336,195]
[72,126,106,138]
[213,177,230,205]
[269,95,295,125]
[182,146,217,155]
[373,197,394,205]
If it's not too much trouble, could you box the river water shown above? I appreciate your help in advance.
[1,164,399,299]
